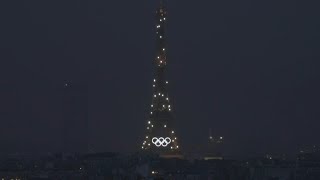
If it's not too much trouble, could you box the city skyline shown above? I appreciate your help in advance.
[0,0,319,157]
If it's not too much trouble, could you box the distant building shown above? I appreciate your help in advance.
[62,81,88,154]
[205,128,224,160]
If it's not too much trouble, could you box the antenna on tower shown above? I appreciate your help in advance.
[160,0,166,8]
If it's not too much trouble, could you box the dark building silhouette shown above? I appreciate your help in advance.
[141,0,182,158]
[205,128,224,160]
[62,81,88,154]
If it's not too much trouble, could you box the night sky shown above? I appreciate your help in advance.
[0,0,319,157]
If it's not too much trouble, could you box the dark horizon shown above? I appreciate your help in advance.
[0,0,319,157]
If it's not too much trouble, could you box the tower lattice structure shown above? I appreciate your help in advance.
[141,0,181,156]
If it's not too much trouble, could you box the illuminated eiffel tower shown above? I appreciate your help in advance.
[141,0,182,158]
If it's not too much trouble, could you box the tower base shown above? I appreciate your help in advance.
[160,153,184,159]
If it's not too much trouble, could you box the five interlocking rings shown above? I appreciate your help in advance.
[152,137,171,147]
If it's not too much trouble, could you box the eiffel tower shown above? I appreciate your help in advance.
[141,0,182,158]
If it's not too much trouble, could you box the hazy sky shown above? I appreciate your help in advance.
[0,0,319,157]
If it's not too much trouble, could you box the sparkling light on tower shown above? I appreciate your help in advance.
[141,0,181,157]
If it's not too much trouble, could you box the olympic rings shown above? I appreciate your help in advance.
[152,137,171,147]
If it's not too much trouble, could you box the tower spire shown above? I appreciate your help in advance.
[160,0,165,7]
[141,0,182,158]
